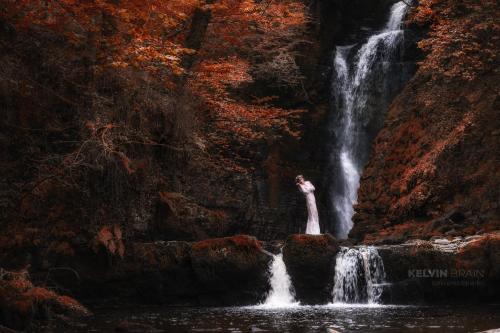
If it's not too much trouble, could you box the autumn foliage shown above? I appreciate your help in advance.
[2,0,200,83]
[0,270,90,330]
[189,0,309,155]
[92,224,125,258]
[410,0,498,80]
[0,0,312,262]
[351,0,500,243]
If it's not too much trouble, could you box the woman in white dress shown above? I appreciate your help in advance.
[295,175,320,235]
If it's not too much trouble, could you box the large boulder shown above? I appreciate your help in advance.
[282,234,339,304]
[125,241,199,304]
[46,240,200,305]
[378,233,500,303]
[79,236,273,306]
[190,235,272,305]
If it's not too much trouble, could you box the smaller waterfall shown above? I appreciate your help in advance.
[261,252,298,307]
[332,247,386,304]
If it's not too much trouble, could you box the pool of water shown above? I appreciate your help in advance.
[53,303,500,333]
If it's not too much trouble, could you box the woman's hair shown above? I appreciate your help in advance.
[295,175,304,182]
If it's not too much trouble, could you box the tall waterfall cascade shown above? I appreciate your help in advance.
[261,252,298,307]
[329,1,410,239]
[332,247,386,304]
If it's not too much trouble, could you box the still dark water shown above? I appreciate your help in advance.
[52,304,500,333]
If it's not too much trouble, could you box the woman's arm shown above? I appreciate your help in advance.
[307,181,315,191]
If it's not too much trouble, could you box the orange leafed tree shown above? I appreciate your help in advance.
[411,0,498,81]
[1,0,201,84]
[188,0,310,156]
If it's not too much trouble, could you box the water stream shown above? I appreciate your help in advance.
[332,247,386,304]
[260,252,299,308]
[329,1,410,239]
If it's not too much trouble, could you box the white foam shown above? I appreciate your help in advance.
[259,253,300,309]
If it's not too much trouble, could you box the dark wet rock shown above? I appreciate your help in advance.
[0,324,19,333]
[282,234,339,304]
[337,238,355,247]
[191,235,272,305]
[125,241,198,304]
[378,234,500,304]
[115,320,157,332]
[70,236,272,306]
[262,240,284,255]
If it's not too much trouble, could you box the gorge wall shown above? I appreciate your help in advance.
[0,0,417,253]
[0,0,388,290]
[0,0,498,312]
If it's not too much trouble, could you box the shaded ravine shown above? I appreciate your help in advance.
[328,1,411,239]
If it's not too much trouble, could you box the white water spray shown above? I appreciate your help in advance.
[330,2,410,239]
[332,247,386,304]
[261,252,299,308]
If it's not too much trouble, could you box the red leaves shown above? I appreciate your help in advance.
[1,0,201,84]
[411,0,498,81]
[95,224,125,258]
[184,0,308,156]
[412,0,437,26]
[1,272,91,320]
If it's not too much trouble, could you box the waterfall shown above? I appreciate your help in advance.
[261,252,298,307]
[332,247,386,304]
[329,1,410,239]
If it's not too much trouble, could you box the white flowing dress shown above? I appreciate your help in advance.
[298,181,320,235]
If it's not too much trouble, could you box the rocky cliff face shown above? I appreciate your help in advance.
[350,0,499,244]
[0,1,498,327]
[2,235,272,307]
[0,0,416,251]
